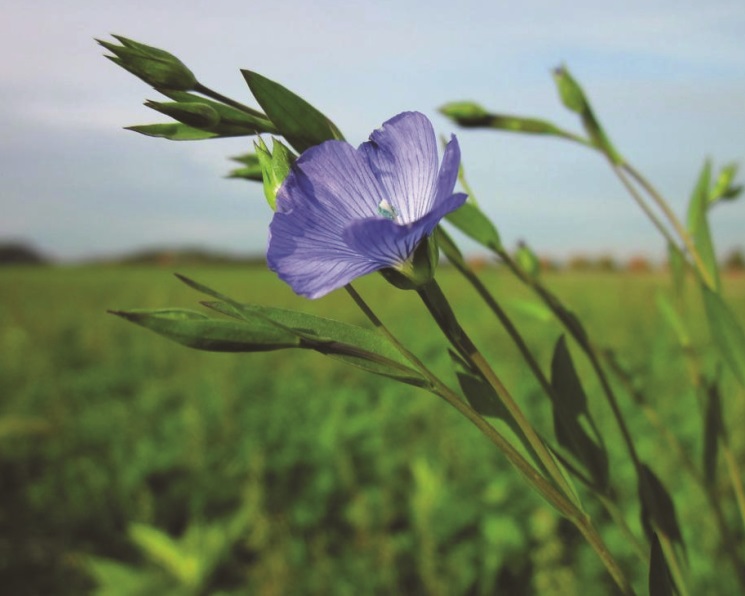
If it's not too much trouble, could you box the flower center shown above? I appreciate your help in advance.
[377,199,398,221]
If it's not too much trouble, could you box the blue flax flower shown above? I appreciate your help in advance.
[267,112,467,299]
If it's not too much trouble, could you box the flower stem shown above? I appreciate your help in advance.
[622,163,715,289]
[344,284,634,595]
[415,279,580,508]
[193,81,276,122]
[443,242,649,563]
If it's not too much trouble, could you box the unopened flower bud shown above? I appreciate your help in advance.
[254,137,296,210]
[145,100,220,129]
[98,35,197,91]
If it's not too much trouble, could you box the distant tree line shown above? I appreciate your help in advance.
[0,242,50,265]
[1,240,743,272]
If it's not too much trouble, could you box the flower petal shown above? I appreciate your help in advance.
[267,111,466,299]
[275,140,387,222]
[268,139,393,298]
[343,192,468,267]
[359,112,439,224]
[433,134,462,209]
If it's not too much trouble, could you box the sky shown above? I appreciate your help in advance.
[2,0,744,262]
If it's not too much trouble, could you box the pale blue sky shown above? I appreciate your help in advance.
[2,0,744,261]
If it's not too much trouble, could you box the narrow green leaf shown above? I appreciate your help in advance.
[129,523,199,587]
[445,201,503,252]
[242,70,344,152]
[667,242,687,295]
[702,375,723,487]
[550,335,609,491]
[687,160,720,291]
[449,351,544,472]
[449,351,508,420]
[201,300,428,387]
[172,275,428,387]
[551,336,587,416]
[109,308,300,352]
[701,284,745,387]
[649,532,675,596]
[655,292,691,348]
[638,463,684,548]
[125,123,220,141]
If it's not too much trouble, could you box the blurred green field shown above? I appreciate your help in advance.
[1,265,744,594]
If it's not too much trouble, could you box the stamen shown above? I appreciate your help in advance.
[377,199,398,221]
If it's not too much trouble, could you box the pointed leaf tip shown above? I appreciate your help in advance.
[241,69,344,153]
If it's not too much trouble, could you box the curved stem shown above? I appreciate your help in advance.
[415,279,580,507]
[344,284,634,595]
[622,163,715,289]
[445,246,649,564]
[498,249,644,471]
[609,163,680,250]
[193,81,274,121]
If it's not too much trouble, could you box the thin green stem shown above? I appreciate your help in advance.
[343,286,569,512]
[498,249,644,471]
[622,163,715,289]
[604,350,745,588]
[659,533,690,596]
[344,283,634,595]
[193,81,275,122]
[416,279,581,508]
[444,246,649,565]
[609,163,680,251]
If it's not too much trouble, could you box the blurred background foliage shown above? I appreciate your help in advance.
[1,264,744,594]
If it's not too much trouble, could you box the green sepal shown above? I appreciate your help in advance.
[550,335,610,491]
[125,123,220,141]
[226,153,263,182]
[445,201,503,252]
[379,234,439,291]
[701,283,745,387]
[108,308,300,352]
[687,160,721,291]
[552,66,623,164]
[174,275,430,388]
[255,137,296,210]
[98,35,197,91]
[241,70,344,153]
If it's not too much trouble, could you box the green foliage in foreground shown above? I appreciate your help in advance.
[1,266,744,594]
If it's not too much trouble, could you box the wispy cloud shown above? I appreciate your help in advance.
[2,0,744,259]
